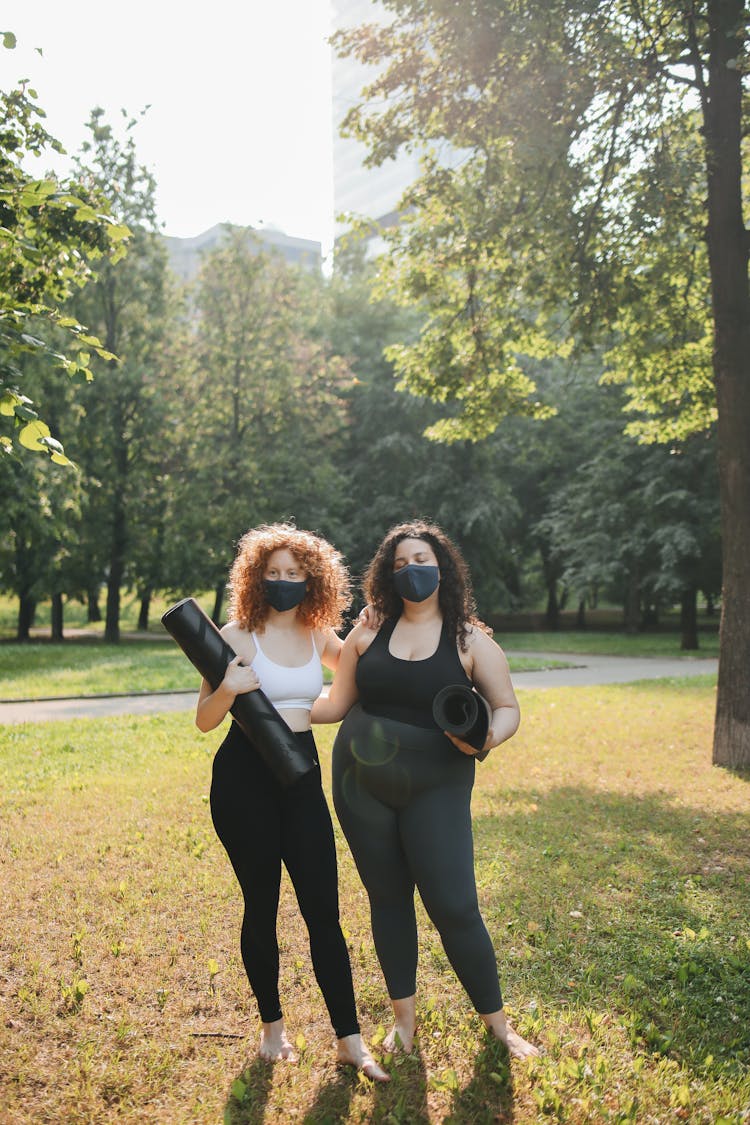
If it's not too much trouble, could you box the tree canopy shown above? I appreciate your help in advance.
[0,35,128,464]
[334,0,749,768]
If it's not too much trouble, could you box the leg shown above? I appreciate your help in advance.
[210,731,293,1058]
[281,763,360,1039]
[333,755,419,1007]
[400,781,539,1057]
[333,755,418,1052]
[400,780,503,1013]
[383,994,417,1054]
[282,738,388,1080]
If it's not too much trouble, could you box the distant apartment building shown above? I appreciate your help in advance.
[331,0,422,240]
[163,223,322,284]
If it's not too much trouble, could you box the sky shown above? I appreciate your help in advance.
[7,1,337,257]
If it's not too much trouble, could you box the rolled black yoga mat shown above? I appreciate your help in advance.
[161,597,317,787]
[432,683,492,759]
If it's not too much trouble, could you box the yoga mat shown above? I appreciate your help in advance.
[432,683,492,759]
[161,597,317,787]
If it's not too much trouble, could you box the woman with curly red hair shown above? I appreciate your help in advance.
[196,523,387,1080]
[313,520,539,1060]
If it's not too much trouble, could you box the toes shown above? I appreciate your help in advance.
[361,1059,390,1082]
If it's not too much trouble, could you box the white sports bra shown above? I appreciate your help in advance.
[250,631,323,711]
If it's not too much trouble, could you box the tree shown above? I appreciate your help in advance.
[162,229,352,621]
[0,33,127,464]
[540,423,721,644]
[336,0,749,768]
[329,251,521,616]
[67,109,171,642]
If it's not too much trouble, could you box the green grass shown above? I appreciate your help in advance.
[0,641,570,701]
[0,680,748,1123]
[499,630,720,659]
[0,642,200,700]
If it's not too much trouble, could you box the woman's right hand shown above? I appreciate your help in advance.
[223,654,260,697]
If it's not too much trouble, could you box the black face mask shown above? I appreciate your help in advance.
[392,564,440,603]
[263,579,308,612]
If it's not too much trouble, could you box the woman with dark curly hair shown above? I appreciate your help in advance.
[312,520,539,1059]
[196,523,388,1080]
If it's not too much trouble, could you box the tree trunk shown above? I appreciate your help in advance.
[105,483,128,644]
[623,574,639,634]
[576,598,586,629]
[51,592,64,642]
[544,580,560,631]
[212,582,225,625]
[680,587,699,651]
[704,0,750,768]
[138,588,151,632]
[539,543,560,630]
[17,594,36,642]
[87,588,102,623]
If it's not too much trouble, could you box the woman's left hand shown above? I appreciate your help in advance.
[444,728,495,757]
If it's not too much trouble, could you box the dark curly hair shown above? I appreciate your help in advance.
[362,520,489,651]
[228,523,351,632]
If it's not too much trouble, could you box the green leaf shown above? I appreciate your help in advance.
[2,31,17,49]
[19,420,51,450]
[0,391,22,416]
[230,1078,247,1102]
[14,403,39,422]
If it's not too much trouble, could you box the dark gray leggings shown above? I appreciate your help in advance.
[332,705,503,1014]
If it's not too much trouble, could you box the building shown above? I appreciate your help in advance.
[331,0,422,240]
[163,223,322,284]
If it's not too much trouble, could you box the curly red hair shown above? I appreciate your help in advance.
[228,523,350,632]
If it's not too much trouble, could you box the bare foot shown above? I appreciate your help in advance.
[501,1024,540,1059]
[259,1019,297,1062]
[336,1033,390,1082]
[483,1009,540,1059]
[383,1022,415,1053]
[383,995,416,1053]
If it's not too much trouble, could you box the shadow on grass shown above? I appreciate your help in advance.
[301,1066,358,1123]
[445,1038,515,1124]
[223,1056,274,1125]
[302,1047,430,1123]
[475,786,750,1076]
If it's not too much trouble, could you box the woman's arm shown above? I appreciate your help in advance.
[317,626,344,672]
[195,655,260,732]
[448,629,520,756]
[310,625,366,724]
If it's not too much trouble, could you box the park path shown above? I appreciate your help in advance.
[0,652,718,725]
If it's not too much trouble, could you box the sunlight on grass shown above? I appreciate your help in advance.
[0,643,199,700]
[499,630,720,659]
[0,642,566,700]
[0,681,747,1123]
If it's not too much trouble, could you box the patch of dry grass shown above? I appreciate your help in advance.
[1,681,748,1123]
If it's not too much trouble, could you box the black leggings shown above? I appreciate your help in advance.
[332,705,503,1014]
[210,721,359,1038]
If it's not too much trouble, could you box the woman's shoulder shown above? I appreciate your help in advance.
[346,618,380,655]
[221,620,256,653]
[312,624,339,650]
[221,619,245,638]
[462,621,502,654]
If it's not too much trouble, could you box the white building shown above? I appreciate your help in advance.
[330,0,422,237]
[163,223,321,284]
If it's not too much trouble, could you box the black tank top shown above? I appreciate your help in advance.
[356,616,472,729]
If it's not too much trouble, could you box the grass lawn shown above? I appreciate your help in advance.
[0,643,571,701]
[1,680,748,1123]
[499,631,720,659]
